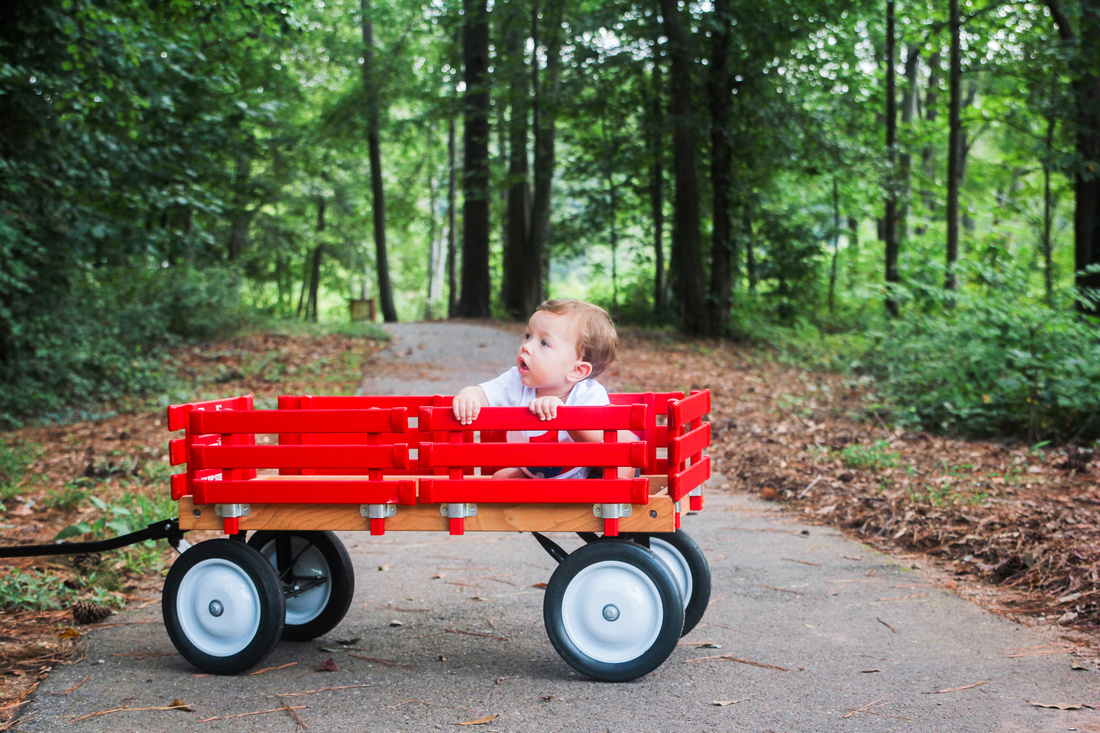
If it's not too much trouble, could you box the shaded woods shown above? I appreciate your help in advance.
[2,1,1099,436]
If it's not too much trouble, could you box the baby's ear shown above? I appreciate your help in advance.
[569,360,593,383]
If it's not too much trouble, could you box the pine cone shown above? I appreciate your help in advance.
[71,600,113,625]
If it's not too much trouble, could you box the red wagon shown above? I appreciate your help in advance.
[161,389,712,682]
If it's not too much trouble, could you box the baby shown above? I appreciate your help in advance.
[452,299,619,479]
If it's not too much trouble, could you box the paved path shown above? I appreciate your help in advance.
[22,322,1100,732]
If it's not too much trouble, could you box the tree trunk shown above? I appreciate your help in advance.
[227,138,253,262]
[660,0,711,335]
[898,44,919,245]
[744,203,757,293]
[426,122,444,319]
[447,107,459,318]
[362,0,398,322]
[501,0,532,319]
[1043,115,1056,306]
[918,51,941,233]
[1044,0,1100,315]
[644,10,667,315]
[829,178,841,315]
[457,0,492,318]
[707,0,734,333]
[884,0,900,317]
[527,0,563,312]
[945,0,961,294]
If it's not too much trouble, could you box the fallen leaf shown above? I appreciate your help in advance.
[531,582,547,589]
[389,620,404,627]
[712,699,747,707]
[860,669,882,674]
[432,573,446,580]
[57,628,81,639]
[457,714,499,725]
[379,564,389,572]
[168,699,195,712]
[315,658,339,672]
[760,486,778,500]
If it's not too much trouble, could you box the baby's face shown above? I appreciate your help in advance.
[516,310,584,395]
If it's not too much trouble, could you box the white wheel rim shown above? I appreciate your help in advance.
[175,558,261,657]
[561,560,664,664]
[650,538,693,606]
[257,537,331,626]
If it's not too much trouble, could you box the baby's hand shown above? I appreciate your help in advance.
[529,396,564,421]
[452,393,482,425]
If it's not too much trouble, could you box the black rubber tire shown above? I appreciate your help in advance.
[162,539,284,675]
[247,530,355,642]
[645,530,711,636]
[543,540,684,682]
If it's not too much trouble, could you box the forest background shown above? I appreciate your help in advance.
[2,0,1100,445]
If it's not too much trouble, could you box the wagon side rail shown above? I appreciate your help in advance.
[167,396,416,535]
[417,404,651,536]
[608,391,685,476]
[667,390,712,527]
[277,394,454,476]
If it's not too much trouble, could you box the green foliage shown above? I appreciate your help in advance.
[0,438,40,502]
[0,265,253,427]
[866,278,1100,442]
[838,440,899,471]
[0,568,78,612]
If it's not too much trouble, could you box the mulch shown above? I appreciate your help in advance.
[0,325,1097,725]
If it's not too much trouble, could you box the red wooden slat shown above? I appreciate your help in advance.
[669,390,710,428]
[419,477,648,505]
[669,456,710,501]
[167,395,253,431]
[671,423,711,466]
[418,404,646,432]
[193,444,408,471]
[420,441,645,469]
[195,478,416,505]
[191,408,405,435]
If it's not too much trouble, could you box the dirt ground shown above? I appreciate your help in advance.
[0,324,1097,726]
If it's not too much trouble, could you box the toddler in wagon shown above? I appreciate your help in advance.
[452,298,620,479]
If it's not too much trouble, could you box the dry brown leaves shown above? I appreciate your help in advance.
[609,331,1100,639]
[1,325,1097,722]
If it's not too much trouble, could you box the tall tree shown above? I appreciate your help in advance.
[884,0,901,317]
[362,0,398,322]
[707,0,735,333]
[945,0,961,293]
[527,0,564,311]
[500,0,533,319]
[643,13,668,315]
[1044,0,1100,314]
[660,0,711,335]
[457,0,492,318]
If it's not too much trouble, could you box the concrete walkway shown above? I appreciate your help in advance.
[21,322,1100,732]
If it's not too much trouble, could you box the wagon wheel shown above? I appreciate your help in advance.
[543,541,683,682]
[644,530,711,637]
[247,530,355,642]
[162,539,284,675]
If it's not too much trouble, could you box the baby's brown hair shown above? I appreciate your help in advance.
[536,299,619,379]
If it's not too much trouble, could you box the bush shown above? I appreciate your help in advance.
[866,295,1100,442]
[0,264,253,426]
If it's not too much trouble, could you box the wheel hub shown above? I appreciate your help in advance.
[209,600,224,617]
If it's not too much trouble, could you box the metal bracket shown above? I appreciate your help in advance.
[593,504,632,519]
[361,504,398,519]
[215,503,250,519]
[440,503,478,518]
[689,486,703,497]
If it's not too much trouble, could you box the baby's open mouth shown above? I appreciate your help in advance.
[518,358,528,372]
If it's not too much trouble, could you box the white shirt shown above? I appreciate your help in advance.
[479,367,609,479]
